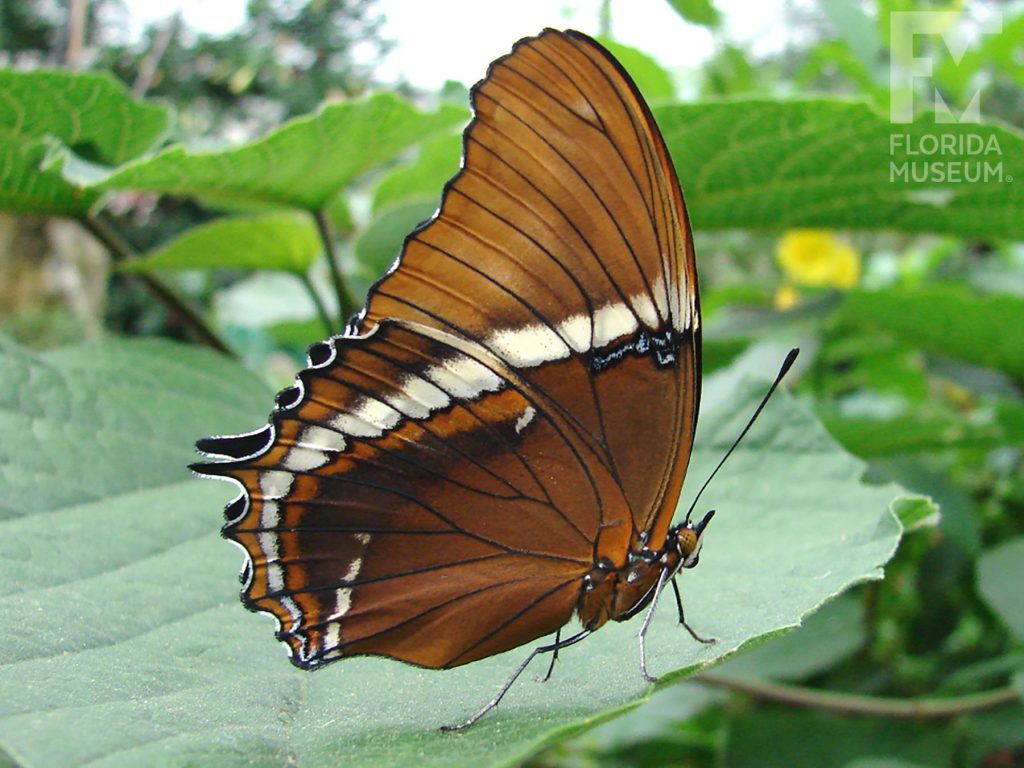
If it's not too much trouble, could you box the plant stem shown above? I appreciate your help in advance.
[82,214,234,357]
[694,672,1020,719]
[314,208,357,327]
[297,272,335,338]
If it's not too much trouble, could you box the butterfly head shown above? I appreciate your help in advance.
[675,509,715,569]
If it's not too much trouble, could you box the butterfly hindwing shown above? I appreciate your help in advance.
[195,320,633,668]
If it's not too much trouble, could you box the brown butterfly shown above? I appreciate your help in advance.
[194,28,793,730]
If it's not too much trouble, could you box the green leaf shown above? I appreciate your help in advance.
[90,93,467,211]
[0,69,168,164]
[0,341,915,766]
[713,593,864,681]
[266,318,329,349]
[868,460,974,549]
[836,285,1024,377]
[724,711,954,768]
[0,336,272,525]
[372,134,462,213]
[656,100,1023,238]
[0,70,165,217]
[959,704,1024,768]
[324,190,355,234]
[120,212,321,274]
[354,199,438,277]
[934,13,1024,100]
[0,130,99,216]
[892,496,941,531]
[820,411,1005,457]
[666,0,721,27]
[594,39,676,102]
[816,0,883,80]
[577,682,719,751]
[215,272,328,328]
[977,537,1024,640]
[796,41,888,107]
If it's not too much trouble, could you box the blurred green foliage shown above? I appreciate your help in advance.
[0,0,1022,766]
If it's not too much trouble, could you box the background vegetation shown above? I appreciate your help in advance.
[0,1,1021,766]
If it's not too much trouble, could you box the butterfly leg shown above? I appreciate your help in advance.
[440,627,592,732]
[638,567,671,683]
[671,577,716,644]
[539,628,561,682]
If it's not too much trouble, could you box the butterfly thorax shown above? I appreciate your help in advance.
[575,512,715,631]
[576,547,680,630]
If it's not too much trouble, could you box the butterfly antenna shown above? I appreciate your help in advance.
[684,348,800,524]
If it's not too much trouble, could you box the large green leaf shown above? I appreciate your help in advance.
[0,340,920,766]
[0,337,271,524]
[90,93,467,211]
[120,212,321,274]
[354,199,438,277]
[820,410,1006,458]
[0,130,99,216]
[836,285,1024,377]
[0,69,168,164]
[0,69,167,217]
[657,99,1023,238]
[371,134,462,213]
[712,593,864,682]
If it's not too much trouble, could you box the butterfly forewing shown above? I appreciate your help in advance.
[196,28,700,671]
[359,30,699,549]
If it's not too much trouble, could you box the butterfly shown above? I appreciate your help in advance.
[194,28,781,731]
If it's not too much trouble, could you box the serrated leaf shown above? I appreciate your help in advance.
[372,134,462,212]
[657,100,1023,238]
[978,537,1024,640]
[0,69,165,217]
[0,69,168,164]
[120,212,321,274]
[836,285,1024,377]
[0,341,914,766]
[91,93,467,211]
[0,130,99,216]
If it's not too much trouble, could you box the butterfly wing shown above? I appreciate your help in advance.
[195,320,630,668]
[196,29,700,669]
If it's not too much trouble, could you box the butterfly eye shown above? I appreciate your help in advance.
[677,526,699,558]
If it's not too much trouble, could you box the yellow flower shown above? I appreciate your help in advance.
[776,230,861,289]
[774,284,800,311]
